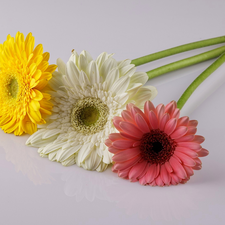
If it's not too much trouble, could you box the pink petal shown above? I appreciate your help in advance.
[133,141,141,147]
[165,101,176,116]
[159,113,170,131]
[155,175,164,187]
[113,116,124,131]
[197,148,209,157]
[120,132,141,141]
[177,142,201,150]
[170,126,188,139]
[171,108,180,120]
[114,156,141,171]
[175,146,198,158]
[164,118,177,135]
[169,156,187,179]
[112,147,141,162]
[193,135,205,144]
[109,133,125,141]
[145,164,159,183]
[165,161,173,173]
[139,175,147,185]
[113,139,135,149]
[192,165,202,170]
[183,165,194,177]
[135,113,150,133]
[160,164,171,185]
[174,151,196,167]
[175,134,195,142]
[118,167,131,179]
[122,110,134,123]
[128,160,148,180]
[131,106,149,124]
[112,164,118,173]
[186,127,197,135]
[194,158,202,166]
[144,101,155,116]
[108,146,122,154]
[119,121,143,139]
[149,180,156,186]
[126,103,135,112]
[170,173,180,185]
[177,116,189,126]
[105,139,112,147]
[188,120,198,127]
[148,110,158,129]
[156,104,165,121]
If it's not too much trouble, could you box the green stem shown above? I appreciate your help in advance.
[131,36,225,66]
[177,53,225,110]
[146,46,225,79]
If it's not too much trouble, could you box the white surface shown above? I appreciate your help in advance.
[0,0,225,224]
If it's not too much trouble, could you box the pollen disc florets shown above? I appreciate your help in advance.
[71,97,109,135]
[140,129,176,165]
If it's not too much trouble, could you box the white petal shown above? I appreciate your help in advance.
[56,145,82,162]
[82,150,102,171]
[99,57,117,80]
[79,70,91,86]
[78,54,89,75]
[61,154,75,166]
[119,64,135,77]
[77,143,94,166]
[89,61,100,85]
[105,68,119,90]
[103,149,113,164]
[66,61,80,87]
[80,50,93,63]
[57,58,66,74]
[130,72,148,85]
[42,129,61,139]
[96,162,108,172]
[69,50,79,65]
[118,59,132,68]
[132,85,158,108]
[110,75,130,95]
[42,142,64,154]
[96,52,108,69]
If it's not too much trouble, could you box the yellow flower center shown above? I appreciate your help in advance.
[80,106,100,126]
[8,78,19,98]
[71,97,109,135]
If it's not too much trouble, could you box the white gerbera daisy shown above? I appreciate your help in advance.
[26,50,157,171]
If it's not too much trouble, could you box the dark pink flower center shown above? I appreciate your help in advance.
[139,129,177,164]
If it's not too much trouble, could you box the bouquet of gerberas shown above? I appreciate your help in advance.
[1,31,224,186]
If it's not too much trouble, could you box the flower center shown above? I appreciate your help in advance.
[139,129,177,164]
[8,78,19,98]
[71,97,109,135]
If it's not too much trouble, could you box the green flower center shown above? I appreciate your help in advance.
[8,78,19,98]
[71,97,109,135]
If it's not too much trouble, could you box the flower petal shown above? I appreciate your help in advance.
[119,121,143,139]
[112,147,141,162]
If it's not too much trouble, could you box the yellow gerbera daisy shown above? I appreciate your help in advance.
[0,32,57,135]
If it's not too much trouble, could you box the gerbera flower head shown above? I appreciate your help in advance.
[26,50,157,171]
[106,100,209,186]
[0,32,57,135]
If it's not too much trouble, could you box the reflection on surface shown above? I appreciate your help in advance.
[107,179,199,221]
[61,167,117,202]
[60,164,199,221]
[0,131,54,185]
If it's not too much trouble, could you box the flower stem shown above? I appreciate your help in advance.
[177,53,225,110]
[146,46,225,79]
[131,36,225,66]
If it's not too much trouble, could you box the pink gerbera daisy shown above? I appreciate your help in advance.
[105,100,209,186]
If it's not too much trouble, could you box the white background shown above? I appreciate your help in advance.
[0,0,225,224]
